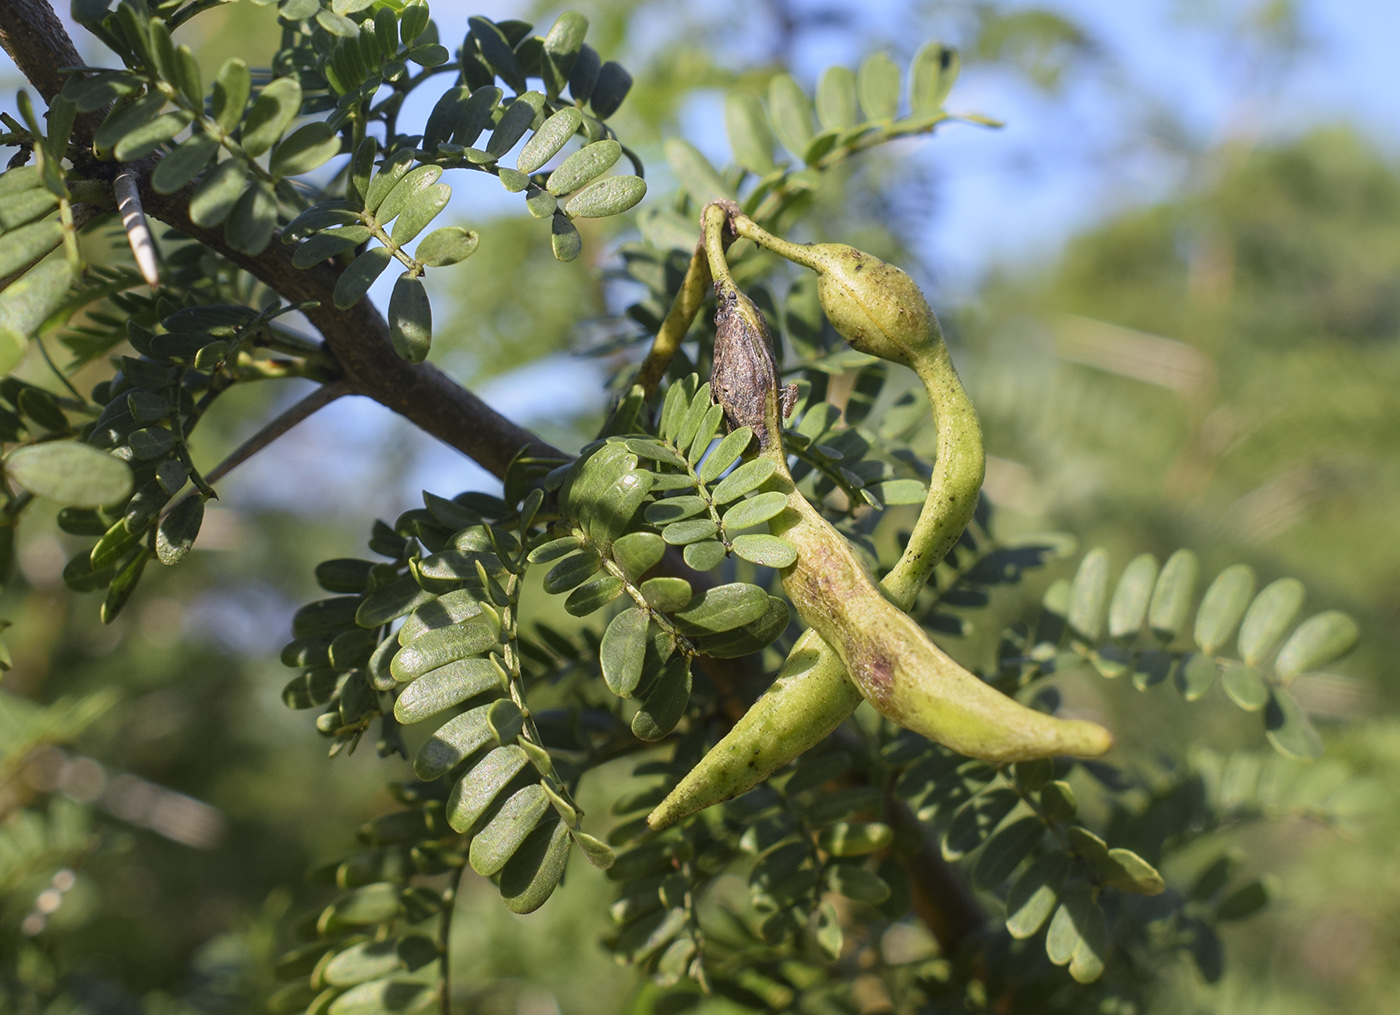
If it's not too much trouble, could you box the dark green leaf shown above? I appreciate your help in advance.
[446,744,529,832]
[470,784,550,876]
[588,61,632,119]
[101,548,149,623]
[973,817,1044,890]
[155,495,203,565]
[824,863,889,904]
[113,110,192,162]
[210,58,250,134]
[499,817,570,914]
[542,11,588,98]
[414,226,478,267]
[364,150,417,214]
[631,655,690,740]
[450,86,503,148]
[0,219,63,278]
[601,607,648,697]
[1215,878,1271,921]
[270,121,342,178]
[378,165,443,226]
[672,582,768,635]
[326,979,434,1015]
[543,547,601,595]
[189,160,248,228]
[391,623,499,682]
[640,577,691,612]
[942,788,1019,860]
[151,132,218,194]
[127,426,175,459]
[394,657,502,724]
[469,16,526,93]
[711,457,776,503]
[413,702,497,779]
[333,247,392,309]
[388,273,431,362]
[357,575,434,628]
[564,574,624,616]
[225,179,278,255]
[94,93,165,155]
[565,175,646,219]
[487,94,543,159]
[682,539,726,572]
[241,77,303,158]
[551,214,581,261]
[518,107,583,174]
[391,182,451,244]
[611,531,664,581]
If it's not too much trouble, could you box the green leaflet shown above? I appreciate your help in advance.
[856,51,900,121]
[601,608,648,697]
[6,442,131,508]
[518,107,583,174]
[1195,564,1256,655]
[565,175,646,219]
[725,92,778,175]
[270,122,343,179]
[547,139,621,196]
[767,74,815,161]
[388,273,431,362]
[816,66,859,130]
[241,77,302,158]
[333,248,392,309]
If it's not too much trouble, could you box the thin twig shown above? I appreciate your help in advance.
[35,335,81,401]
[629,240,713,398]
[203,380,349,486]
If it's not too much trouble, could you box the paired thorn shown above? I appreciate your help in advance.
[115,170,160,288]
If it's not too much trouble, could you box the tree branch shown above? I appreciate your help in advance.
[204,379,350,486]
[0,0,988,960]
[0,0,563,482]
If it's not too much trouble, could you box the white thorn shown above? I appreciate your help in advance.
[115,171,161,288]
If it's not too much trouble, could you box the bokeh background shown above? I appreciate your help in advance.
[2,1,1398,1012]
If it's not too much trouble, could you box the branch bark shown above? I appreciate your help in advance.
[0,0,563,481]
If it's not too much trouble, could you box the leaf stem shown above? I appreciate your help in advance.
[629,240,713,398]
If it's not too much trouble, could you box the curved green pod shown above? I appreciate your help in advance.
[646,206,1111,830]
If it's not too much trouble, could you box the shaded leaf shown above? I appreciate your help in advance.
[6,441,130,508]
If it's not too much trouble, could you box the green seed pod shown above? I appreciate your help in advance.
[648,205,1111,830]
